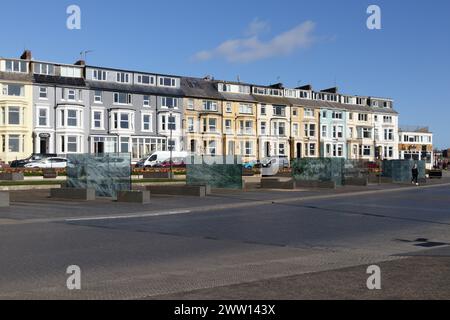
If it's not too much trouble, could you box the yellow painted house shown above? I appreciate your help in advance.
[0,55,33,163]
[222,100,257,162]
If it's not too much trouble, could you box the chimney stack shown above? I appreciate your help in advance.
[74,60,86,66]
[20,50,32,60]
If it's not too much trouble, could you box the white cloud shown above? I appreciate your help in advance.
[245,18,270,36]
[193,20,316,63]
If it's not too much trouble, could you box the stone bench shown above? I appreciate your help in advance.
[0,192,9,207]
[50,188,96,201]
[0,173,24,181]
[117,190,150,204]
[146,185,207,197]
[260,178,296,189]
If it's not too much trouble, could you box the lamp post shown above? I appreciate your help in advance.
[168,113,176,179]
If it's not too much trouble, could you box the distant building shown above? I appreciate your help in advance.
[398,126,433,169]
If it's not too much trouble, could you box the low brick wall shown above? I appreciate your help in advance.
[143,172,172,179]
[146,185,207,197]
[0,192,9,207]
[50,188,96,201]
[0,173,24,181]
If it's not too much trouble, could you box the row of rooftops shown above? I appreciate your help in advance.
[0,50,398,115]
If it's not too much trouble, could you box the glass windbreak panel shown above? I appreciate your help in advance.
[66,153,131,199]
[343,160,369,180]
[382,160,426,182]
[186,155,243,189]
[292,158,344,186]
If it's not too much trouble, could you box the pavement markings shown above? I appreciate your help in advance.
[1,182,450,226]
[65,210,192,222]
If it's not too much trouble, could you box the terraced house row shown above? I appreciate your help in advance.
[0,50,400,164]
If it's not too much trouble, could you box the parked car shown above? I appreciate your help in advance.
[155,157,186,168]
[261,156,290,176]
[24,157,68,169]
[243,160,260,169]
[135,151,188,168]
[10,154,57,168]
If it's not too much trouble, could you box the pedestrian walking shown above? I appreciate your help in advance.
[412,164,419,186]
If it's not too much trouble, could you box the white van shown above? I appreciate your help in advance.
[136,151,188,168]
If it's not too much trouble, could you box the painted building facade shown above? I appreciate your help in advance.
[0,50,404,165]
[0,52,33,163]
[399,127,433,169]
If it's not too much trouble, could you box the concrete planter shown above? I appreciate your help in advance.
[146,185,207,197]
[117,190,151,204]
[261,178,296,189]
[50,188,96,201]
[0,173,24,181]
[343,177,369,186]
[295,180,336,189]
[0,192,9,207]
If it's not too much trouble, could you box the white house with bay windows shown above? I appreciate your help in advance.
[55,103,87,154]
[30,58,88,156]
[157,96,183,153]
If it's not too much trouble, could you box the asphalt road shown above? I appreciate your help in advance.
[0,182,449,299]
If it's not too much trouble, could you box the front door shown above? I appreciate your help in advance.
[40,137,49,154]
[296,143,302,159]
[94,141,105,154]
[265,142,270,157]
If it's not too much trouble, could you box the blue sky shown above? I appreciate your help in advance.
[1,0,449,148]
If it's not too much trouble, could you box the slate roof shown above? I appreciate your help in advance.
[251,94,292,105]
[0,72,33,82]
[33,74,85,87]
[85,80,184,97]
[180,77,223,100]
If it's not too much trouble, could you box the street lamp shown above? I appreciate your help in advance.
[168,113,176,179]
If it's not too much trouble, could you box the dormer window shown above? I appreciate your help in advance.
[137,74,155,85]
[60,66,82,78]
[92,69,107,81]
[34,63,54,75]
[116,72,130,83]
[159,77,177,87]
[299,91,309,99]
[5,60,28,73]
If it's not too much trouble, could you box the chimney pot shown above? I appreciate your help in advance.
[20,50,32,60]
